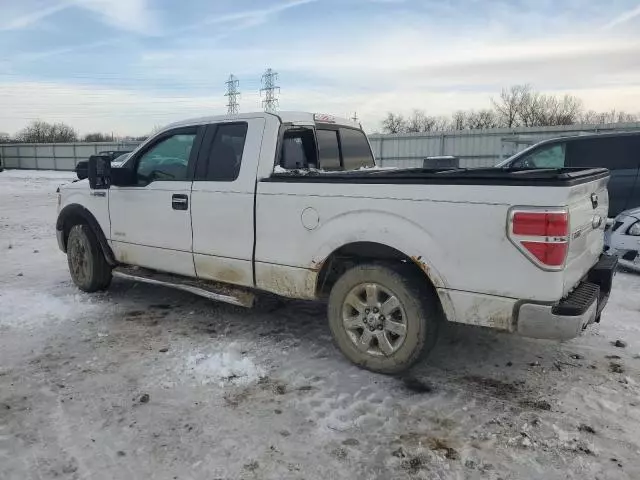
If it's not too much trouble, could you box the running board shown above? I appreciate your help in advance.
[113,266,255,308]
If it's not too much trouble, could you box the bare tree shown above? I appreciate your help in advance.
[406,110,426,133]
[381,84,636,132]
[615,111,638,123]
[522,94,583,126]
[431,116,451,132]
[451,111,467,130]
[382,112,406,134]
[465,109,500,129]
[581,109,638,124]
[16,120,78,143]
[491,84,532,127]
[83,132,113,142]
[405,110,448,132]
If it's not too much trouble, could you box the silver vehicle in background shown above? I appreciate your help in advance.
[605,207,640,272]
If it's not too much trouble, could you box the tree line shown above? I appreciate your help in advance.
[382,84,639,134]
[0,120,149,143]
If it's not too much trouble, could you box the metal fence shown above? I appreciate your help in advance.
[369,122,640,168]
[0,141,141,171]
[2,122,640,171]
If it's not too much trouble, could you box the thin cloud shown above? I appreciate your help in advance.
[176,0,318,34]
[602,3,640,29]
[0,2,71,31]
[74,0,160,34]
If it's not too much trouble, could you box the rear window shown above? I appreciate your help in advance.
[567,136,639,170]
[339,128,374,170]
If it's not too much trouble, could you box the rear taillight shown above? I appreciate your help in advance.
[508,209,569,269]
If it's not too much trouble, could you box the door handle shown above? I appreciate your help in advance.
[172,194,189,211]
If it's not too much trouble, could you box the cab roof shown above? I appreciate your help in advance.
[165,111,361,131]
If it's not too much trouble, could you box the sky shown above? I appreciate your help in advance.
[0,0,639,136]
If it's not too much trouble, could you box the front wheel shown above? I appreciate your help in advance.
[328,263,440,374]
[67,224,112,292]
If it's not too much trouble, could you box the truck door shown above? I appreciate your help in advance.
[108,126,204,276]
[190,118,264,287]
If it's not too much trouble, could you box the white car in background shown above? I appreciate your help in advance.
[605,207,640,271]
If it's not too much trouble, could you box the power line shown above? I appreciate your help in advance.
[224,74,240,115]
[260,68,280,113]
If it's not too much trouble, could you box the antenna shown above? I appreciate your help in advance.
[225,74,240,115]
[260,68,280,112]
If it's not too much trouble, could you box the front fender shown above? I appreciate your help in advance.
[56,203,116,265]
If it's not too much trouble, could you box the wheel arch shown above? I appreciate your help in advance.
[315,241,445,303]
[56,204,117,265]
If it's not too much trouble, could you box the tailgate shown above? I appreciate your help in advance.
[563,177,609,295]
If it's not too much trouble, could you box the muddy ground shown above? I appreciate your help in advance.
[1,170,640,480]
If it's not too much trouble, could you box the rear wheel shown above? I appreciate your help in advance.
[328,263,440,374]
[67,224,112,292]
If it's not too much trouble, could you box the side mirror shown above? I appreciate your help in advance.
[88,155,111,189]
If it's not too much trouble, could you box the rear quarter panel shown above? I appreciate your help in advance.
[255,180,578,302]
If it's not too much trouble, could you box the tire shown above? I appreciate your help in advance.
[66,224,112,292]
[328,263,440,374]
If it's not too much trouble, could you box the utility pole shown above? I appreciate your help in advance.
[260,68,280,112]
[225,74,240,115]
[351,112,359,123]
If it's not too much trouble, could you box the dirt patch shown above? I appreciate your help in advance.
[579,424,596,434]
[427,437,459,460]
[401,455,429,474]
[395,434,459,461]
[401,376,435,394]
[519,399,552,411]
[463,375,521,398]
[150,304,172,310]
[223,376,289,408]
[609,362,625,374]
[331,447,348,460]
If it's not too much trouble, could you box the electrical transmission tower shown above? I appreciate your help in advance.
[225,74,240,115]
[260,68,280,112]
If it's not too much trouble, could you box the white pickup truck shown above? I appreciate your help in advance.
[56,112,616,373]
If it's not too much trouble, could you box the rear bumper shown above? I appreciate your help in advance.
[516,255,617,340]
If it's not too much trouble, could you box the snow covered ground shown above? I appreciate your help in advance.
[1,170,640,480]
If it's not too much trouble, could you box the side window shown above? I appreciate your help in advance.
[317,129,341,170]
[512,143,566,168]
[567,137,638,170]
[205,123,248,181]
[339,128,374,170]
[279,128,317,169]
[136,133,196,183]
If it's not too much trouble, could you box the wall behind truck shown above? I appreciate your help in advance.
[369,122,640,168]
[2,122,640,171]
[0,141,141,170]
